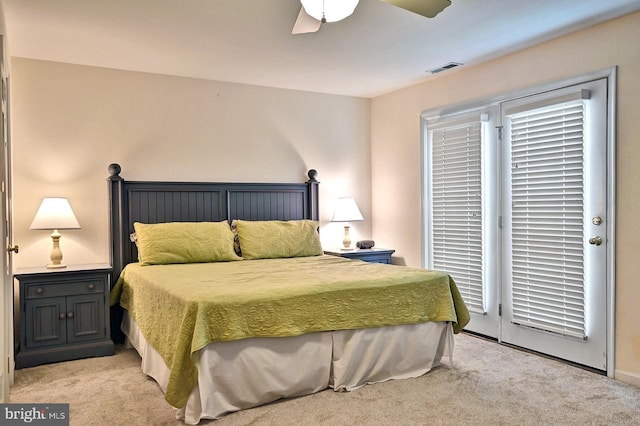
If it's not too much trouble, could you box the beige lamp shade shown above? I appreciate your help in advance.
[30,197,80,268]
[331,197,363,250]
[30,198,81,230]
[331,197,364,223]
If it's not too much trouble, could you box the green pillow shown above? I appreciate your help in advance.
[235,220,323,260]
[133,221,242,265]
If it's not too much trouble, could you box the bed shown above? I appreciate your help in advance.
[107,164,470,424]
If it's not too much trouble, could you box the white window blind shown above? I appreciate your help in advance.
[507,99,586,339]
[431,121,484,314]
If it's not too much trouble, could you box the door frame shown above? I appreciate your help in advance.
[421,67,616,376]
[0,33,13,402]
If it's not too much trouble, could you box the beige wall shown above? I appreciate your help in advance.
[10,59,372,269]
[371,12,640,384]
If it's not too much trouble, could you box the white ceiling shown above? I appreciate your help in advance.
[2,0,640,98]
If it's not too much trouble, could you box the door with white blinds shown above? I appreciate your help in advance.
[425,108,499,338]
[423,76,611,371]
[500,79,607,370]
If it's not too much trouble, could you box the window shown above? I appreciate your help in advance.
[428,115,484,314]
[505,92,588,338]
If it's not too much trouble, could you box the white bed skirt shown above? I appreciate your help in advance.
[122,313,453,424]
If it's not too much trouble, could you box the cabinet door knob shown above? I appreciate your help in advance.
[36,288,44,295]
[59,313,66,320]
[6,245,19,254]
[88,283,95,290]
[67,312,74,319]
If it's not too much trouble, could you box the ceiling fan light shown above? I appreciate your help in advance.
[300,0,360,23]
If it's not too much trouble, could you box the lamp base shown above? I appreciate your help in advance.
[341,225,352,250]
[47,230,66,269]
[46,263,67,269]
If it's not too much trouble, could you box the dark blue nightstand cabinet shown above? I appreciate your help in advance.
[15,263,115,369]
[324,248,395,264]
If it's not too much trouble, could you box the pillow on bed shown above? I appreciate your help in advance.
[234,219,323,260]
[133,221,242,265]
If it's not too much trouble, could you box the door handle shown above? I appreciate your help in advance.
[7,245,18,253]
[588,236,603,246]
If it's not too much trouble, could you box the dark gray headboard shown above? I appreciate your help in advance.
[106,163,319,281]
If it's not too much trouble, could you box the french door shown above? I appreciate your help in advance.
[424,74,612,372]
[500,79,608,370]
[425,105,500,338]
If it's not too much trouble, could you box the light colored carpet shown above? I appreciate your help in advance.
[9,333,640,425]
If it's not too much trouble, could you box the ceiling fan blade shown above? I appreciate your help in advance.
[292,7,322,34]
[382,0,452,18]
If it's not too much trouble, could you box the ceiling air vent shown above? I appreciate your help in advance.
[427,62,463,74]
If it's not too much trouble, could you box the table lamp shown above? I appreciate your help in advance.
[30,197,81,268]
[331,197,364,250]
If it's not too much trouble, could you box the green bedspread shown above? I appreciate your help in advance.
[110,255,470,408]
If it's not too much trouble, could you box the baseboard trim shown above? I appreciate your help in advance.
[615,369,640,388]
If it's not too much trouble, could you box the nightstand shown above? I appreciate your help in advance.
[324,248,395,264]
[14,263,115,369]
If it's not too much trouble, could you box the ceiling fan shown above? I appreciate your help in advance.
[292,0,452,34]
